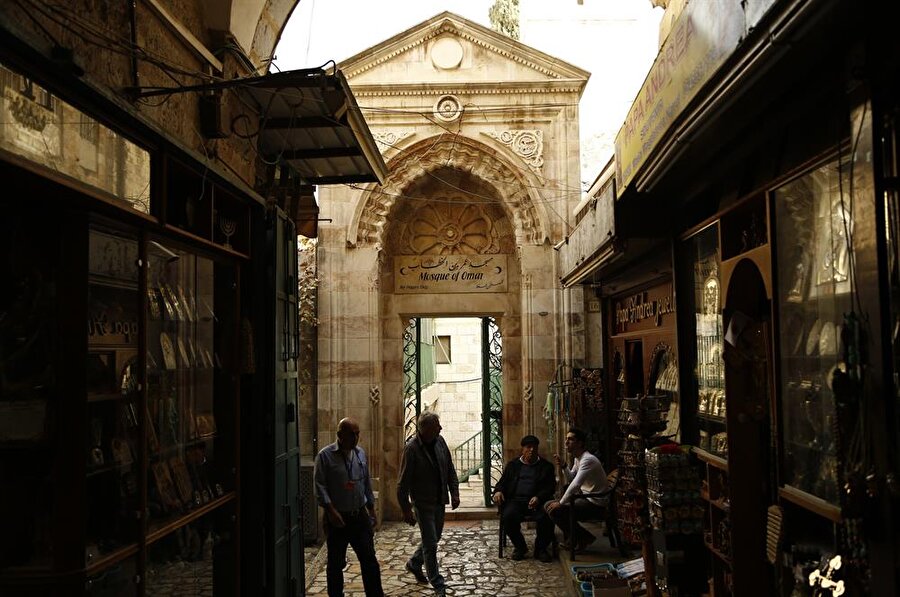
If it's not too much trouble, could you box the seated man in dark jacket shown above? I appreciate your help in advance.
[492,435,556,562]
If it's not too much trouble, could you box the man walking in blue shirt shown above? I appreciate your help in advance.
[314,417,384,597]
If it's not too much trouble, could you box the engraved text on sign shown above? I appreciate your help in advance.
[395,255,508,294]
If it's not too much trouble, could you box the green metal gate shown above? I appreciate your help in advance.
[403,316,503,506]
[481,317,503,504]
[268,208,302,596]
[403,317,421,443]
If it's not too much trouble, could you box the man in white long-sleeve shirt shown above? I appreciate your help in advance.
[544,428,609,551]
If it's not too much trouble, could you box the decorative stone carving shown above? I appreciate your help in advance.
[401,200,501,255]
[352,137,545,249]
[372,130,414,153]
[433,95,462,122]
[8,94,49,132]
[370,385,380,405]
[523,384,533,403]
[483,130,544,176]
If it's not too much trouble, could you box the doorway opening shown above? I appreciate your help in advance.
[403,316,503,508]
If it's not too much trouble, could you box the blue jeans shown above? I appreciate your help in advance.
[410,503,446,589]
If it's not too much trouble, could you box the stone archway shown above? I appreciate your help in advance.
[373,142,540,519]
[314,132,562,521]
[348,135,551,250]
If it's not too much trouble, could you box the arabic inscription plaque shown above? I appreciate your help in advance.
[394,255,508,294]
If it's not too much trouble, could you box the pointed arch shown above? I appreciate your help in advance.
[347,135,551,249]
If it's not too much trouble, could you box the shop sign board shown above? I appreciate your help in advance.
[613,283,675,334]
[558,180,615,285]
[614,0,745,190]
[394,254,508,294]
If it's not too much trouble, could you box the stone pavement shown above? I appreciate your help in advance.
[305,519,573,596]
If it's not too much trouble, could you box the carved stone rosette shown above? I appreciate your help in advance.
[400,200,501,255]
[483,130,544,176]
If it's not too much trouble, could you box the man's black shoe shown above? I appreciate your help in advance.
[405,560,428,583]
[511,547,527,560]
[535,549,553,563]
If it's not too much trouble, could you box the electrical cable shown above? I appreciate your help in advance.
[240,84,587,194]
[14,0,587,227]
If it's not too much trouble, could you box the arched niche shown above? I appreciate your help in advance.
[348,135,550,250]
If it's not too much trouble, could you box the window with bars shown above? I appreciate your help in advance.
[79,116,99,143]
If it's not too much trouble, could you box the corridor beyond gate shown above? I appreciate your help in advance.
[305,520,570,596]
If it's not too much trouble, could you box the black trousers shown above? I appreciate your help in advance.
[325,511,384,597]
[501,499,555,553]
[548,500,606,544]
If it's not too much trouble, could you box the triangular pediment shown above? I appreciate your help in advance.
[339,11,589,90]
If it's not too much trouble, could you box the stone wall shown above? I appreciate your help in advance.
[426,318,484,451]
[314,13,588,520]
[0,0,274,191]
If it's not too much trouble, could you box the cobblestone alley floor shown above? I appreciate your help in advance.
[305,519,571,596]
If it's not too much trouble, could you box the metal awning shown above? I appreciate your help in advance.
[237,68,388,186]
[126,67,388,186]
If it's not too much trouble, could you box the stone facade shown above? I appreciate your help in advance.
[315,12,588,519]
[0,0,298,192]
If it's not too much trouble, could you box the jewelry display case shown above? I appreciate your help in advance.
[772,154,851,509]
[677,223,733,595]
[677,195,775,597]
[680,224,725,459]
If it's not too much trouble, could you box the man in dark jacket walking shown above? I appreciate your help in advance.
[492,434,556,562]
[397,412,460,595]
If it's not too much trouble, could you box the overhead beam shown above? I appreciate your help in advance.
[304,174,380,185]
[261,116,342,129]
[278,147,363,160]
[143,0,223,73]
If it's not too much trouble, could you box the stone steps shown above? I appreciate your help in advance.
[445,506,496,521]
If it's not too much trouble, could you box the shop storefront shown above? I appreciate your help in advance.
[0,21,385,594]
[0,53,263,595]
[559,0,900,595]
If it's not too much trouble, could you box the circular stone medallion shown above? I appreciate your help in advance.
[431,37,464,69]
[434,95,462,122]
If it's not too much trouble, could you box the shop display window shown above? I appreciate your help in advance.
[682,224,726,457]
[773,154,852,506]
[145,505,235,596]
[0,210,60,570]
[882,106,900,468]
[86,225,142,569]
[145,240,236,541]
